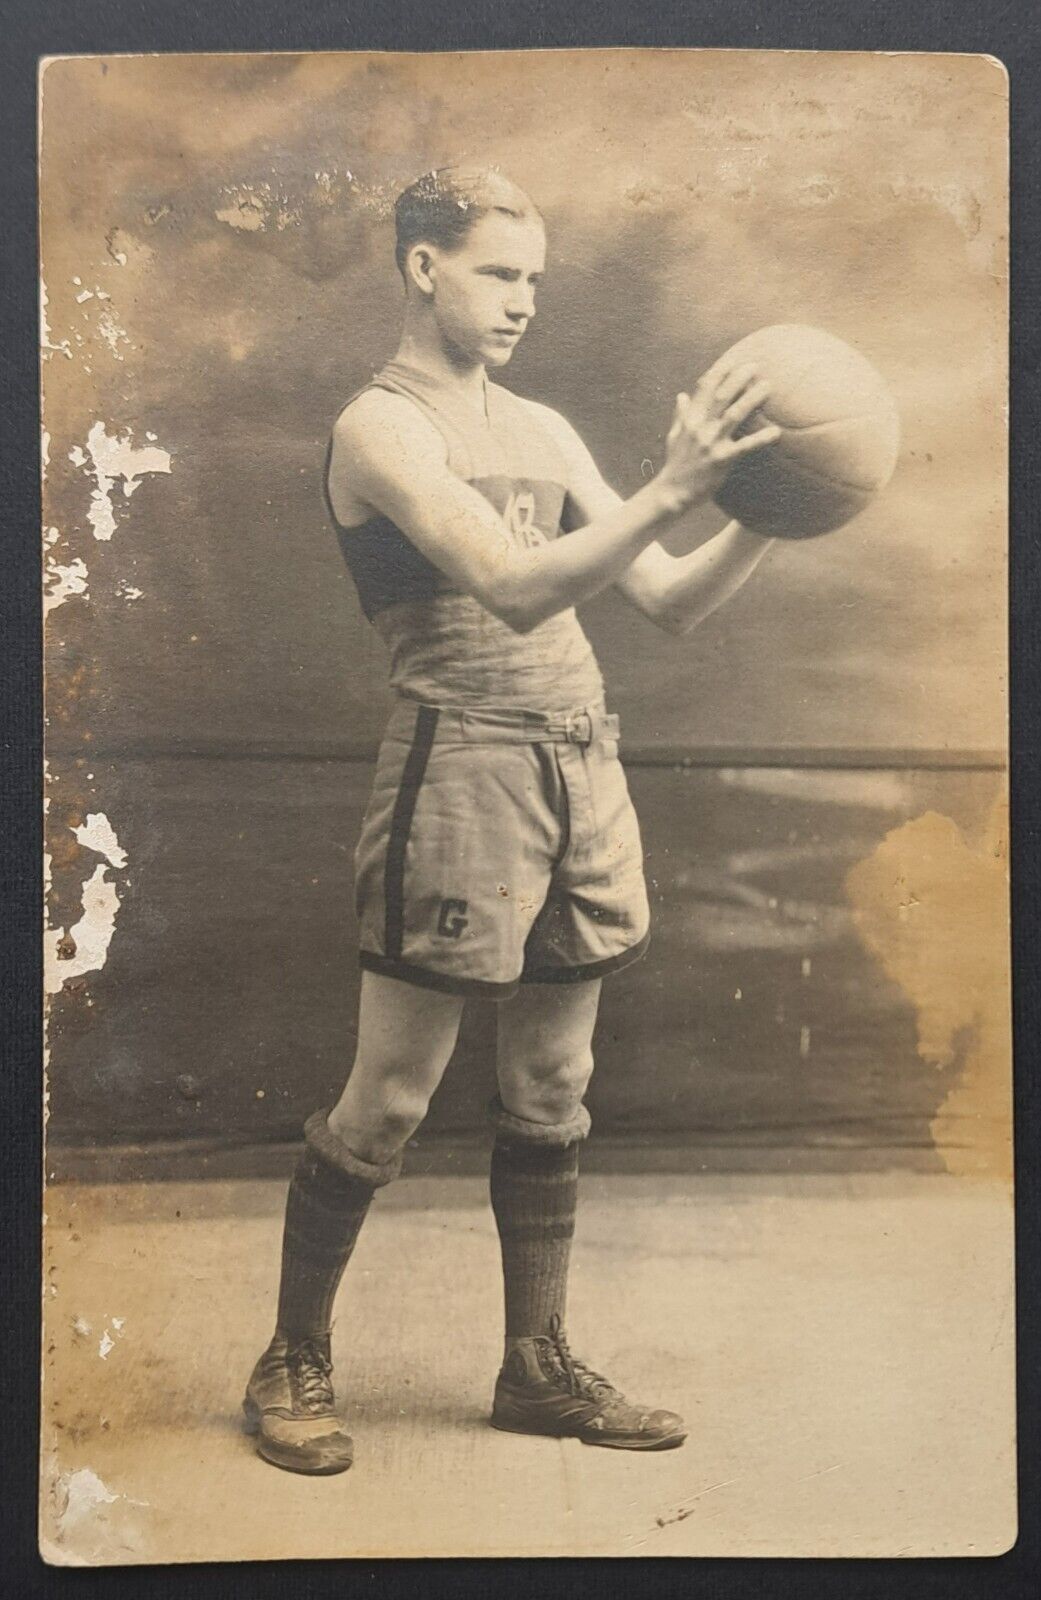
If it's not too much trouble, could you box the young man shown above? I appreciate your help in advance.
[243,167,780,1474]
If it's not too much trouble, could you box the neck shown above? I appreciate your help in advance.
[395,306,487,401]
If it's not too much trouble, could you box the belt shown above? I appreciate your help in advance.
[387,700,620,747]
[519,708,619,746]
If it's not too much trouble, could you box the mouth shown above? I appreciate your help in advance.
[491,327,523,340]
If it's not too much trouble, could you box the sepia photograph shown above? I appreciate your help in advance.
[39,47,1013,1563]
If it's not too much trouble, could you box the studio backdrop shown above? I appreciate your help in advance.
[40,51,1009,1174]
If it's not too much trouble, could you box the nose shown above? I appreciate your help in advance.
[506,285,536,323]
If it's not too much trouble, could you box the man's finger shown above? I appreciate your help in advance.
[711,363,760,413]
[721,379,771,433]
[719,423,782,459]
[693,351,737,398]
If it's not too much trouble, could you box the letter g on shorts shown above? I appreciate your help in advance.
[354,702,651,998]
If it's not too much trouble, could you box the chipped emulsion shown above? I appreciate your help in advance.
[72,812,128,869]
[97,1317,125,1361]
[215,179,304,234]
[43,1463,147,1559]
[43,553,89,616]
[41,260,171,1043]
[71,272,127,362]
[40,280,72,360]
[40,262,168,634]
[68,421,172,543]
[41,266,173,1494]
[43,811,129,996]
[52,1466,119,1532]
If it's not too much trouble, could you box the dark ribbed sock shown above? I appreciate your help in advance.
[490,1133,580,1339]
[274,1110,399,1346]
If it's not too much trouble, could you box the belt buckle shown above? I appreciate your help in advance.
[565,712,594,745]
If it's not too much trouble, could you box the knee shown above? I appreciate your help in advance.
[328,1069,435,1167]
[500,1045,594,1126]
[372,1085,432,1153]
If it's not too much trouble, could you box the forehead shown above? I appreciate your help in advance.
[457,210,546,267]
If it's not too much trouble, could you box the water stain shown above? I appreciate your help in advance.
[845,794,1010,1180]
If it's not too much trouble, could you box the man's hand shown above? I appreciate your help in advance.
[654,362,781,514]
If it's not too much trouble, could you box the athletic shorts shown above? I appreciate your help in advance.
[354,698,651,999]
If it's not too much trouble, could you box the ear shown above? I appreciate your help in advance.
[405,243,436,298]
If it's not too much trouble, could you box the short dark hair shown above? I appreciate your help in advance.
[393,165,541,278]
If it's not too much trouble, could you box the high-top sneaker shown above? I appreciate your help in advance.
[243,1333,354,1474]
[490,1313,687,1451]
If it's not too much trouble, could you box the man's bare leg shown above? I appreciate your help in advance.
[496,977,602,1127]
[327,972,466,1162]
[245,972,464,1473]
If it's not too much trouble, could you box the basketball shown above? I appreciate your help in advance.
[713,324,901,539]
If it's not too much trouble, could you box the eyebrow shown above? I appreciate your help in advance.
[476,263,544,277]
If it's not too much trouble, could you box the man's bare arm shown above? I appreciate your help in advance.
[532,402,775,635]
[621,522,776,634]
[330,363,777,634]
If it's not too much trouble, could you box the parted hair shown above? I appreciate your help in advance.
[393,166,541,277]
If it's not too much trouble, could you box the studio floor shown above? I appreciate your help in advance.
[40,1165,1016,1564]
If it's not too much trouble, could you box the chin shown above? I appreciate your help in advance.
[484,345,517,369]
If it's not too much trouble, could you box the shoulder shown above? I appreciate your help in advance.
[327,387,451,527]
[332,386,447,464]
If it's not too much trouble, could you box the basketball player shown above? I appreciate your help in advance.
[244,168,780,1474]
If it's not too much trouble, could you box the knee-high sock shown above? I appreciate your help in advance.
[274,1109,401,1347]
[488,1096,590,1340]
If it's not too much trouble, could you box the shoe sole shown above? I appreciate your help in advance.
[242,1394,354,1476]
[490,1416,688,1451]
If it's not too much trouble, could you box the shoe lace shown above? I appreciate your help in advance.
[546,1313,619,1403]
[288,1338,335,1412]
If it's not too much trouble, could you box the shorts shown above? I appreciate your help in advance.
[354,698,651,999]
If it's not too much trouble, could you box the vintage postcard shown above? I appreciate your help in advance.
[39,48,1013,1562]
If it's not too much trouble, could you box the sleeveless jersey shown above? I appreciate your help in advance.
[324,359,605,712]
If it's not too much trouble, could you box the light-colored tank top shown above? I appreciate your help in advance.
[324,359,605,712]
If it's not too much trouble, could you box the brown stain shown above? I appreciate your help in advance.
[845,794,1011,1180]
[40,1183,146,1561]
[48,662,89,731]
[47,822,84,876]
